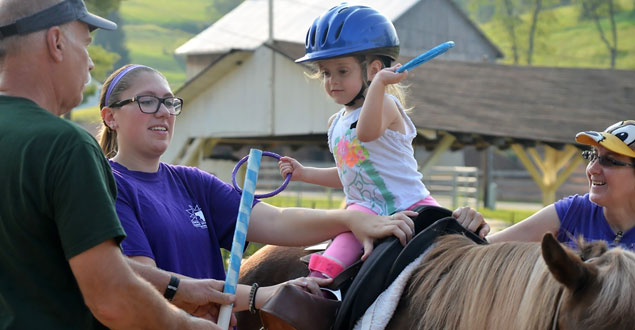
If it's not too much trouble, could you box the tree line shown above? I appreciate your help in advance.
[460,0,628,68]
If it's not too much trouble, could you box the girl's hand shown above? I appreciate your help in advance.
[373,64,408,86]
[452,206,490,238]
[278,156,305,181]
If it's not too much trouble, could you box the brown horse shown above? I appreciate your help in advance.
[386,234,635,330]
[237,234,635,330]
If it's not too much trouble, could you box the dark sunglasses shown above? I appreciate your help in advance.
[582,150,635,168]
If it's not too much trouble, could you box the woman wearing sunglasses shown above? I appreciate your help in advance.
[97,64,415,320]
[460,120,635,250]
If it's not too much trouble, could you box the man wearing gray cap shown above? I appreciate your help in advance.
[0,1,225,329]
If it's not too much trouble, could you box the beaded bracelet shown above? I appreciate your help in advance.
[248,283,260,314]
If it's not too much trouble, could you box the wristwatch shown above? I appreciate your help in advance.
[164,275,180,301]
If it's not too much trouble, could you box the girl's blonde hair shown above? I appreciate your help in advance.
[97,64,161,158]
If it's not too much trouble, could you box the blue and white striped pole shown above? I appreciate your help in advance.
[218,148,262,329]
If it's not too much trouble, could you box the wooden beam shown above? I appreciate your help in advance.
[510,144,546,190]
[528,147,547,175]
[512,143,584,205]
[182,138,204,167]
[416,129,437,140]
[201,138,221,159]
[419,132,455,172]
[553,148,583,189]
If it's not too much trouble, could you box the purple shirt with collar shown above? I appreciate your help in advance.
[110,161,258,279]
[555,194,634,251]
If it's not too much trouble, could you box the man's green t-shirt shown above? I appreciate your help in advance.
[0,96,126,329]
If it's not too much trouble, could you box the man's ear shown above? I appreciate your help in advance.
[45,26,65,63]
[366,59,384,81]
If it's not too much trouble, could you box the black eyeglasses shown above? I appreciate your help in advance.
[582,150,635,168]
[109,95,183,116]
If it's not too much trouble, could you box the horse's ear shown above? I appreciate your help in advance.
[541,233,594,291]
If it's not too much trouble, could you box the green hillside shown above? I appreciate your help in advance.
[479,0,635,69]
[118,0,223,89]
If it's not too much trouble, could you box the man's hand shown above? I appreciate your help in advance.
[173,278,236,326]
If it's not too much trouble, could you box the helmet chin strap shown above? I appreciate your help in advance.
[345,59,371,107]
[345,84,366,107]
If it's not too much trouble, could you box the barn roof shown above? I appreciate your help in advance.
[407,59,634,149]
[175,0,502,59]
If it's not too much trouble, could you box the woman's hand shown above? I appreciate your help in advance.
[346,210,416,260]
[452,206,490,238]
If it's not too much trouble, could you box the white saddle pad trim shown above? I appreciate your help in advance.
[353,245,434,330]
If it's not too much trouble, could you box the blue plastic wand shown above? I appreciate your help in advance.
[395,41,455,73]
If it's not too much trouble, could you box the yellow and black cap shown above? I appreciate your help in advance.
[576,120,635,158]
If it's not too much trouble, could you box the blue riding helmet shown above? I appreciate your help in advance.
[295,4,400,63]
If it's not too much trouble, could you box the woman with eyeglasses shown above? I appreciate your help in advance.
[457,120,635,250]
[97,64,415,317]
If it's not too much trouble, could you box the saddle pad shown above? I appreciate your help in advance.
[333,206,454,330]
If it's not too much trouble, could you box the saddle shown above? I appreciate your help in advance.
[334,206,486,330]
[260,206,487,330]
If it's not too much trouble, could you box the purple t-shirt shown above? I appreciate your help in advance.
[110,161,258,279]
[555,194,634,250]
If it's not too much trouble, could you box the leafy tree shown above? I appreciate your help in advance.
[94,10,130,69]
[526,0,543,65]
[88,45,121,83]
[467,0,556,65]
[85,0,120,17]
[71,0,122,118]
[577,0,619,68]
[84,0,124,78]
[500,0,522,64]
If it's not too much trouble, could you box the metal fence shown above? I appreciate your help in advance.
[256,161,480,210]
[422,166,479,209]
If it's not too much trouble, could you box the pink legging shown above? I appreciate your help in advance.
[309,195,440,278]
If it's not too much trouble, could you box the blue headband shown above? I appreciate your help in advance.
[104,64,149,106]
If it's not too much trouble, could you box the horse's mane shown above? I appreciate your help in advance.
[401,234,635,330]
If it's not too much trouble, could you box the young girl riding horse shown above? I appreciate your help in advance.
[279,3,441,282]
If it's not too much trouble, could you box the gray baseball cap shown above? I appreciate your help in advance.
[0,0,116,39]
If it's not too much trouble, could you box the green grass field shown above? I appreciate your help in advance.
[264,194,531,224]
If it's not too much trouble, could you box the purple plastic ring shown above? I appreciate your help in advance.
[232,151,291,198]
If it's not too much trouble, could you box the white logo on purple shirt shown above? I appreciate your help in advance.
[187,205,208,229]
